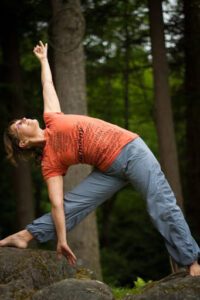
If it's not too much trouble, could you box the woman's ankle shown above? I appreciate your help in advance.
[17,230,34,243]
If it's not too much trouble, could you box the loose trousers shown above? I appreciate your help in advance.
[26,137,200,266]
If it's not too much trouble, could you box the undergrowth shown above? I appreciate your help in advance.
[112,277,153,299]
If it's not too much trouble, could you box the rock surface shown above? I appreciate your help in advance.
[0,247,113,300]
[2,247,200,300]
[32,278,114,300]
[123,271,200,300]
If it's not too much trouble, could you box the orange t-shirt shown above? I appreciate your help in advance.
[41,112,138,180]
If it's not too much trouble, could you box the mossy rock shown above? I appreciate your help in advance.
[0,247,95,299]
[123,271,200,300]
[32,278,114,300]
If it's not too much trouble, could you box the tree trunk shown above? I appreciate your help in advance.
[50,0,102,279]
[0,11,35,230]
[123,0,131,130]
[148,0,184,272]
[148,0,184,209]
[184,0,200,235]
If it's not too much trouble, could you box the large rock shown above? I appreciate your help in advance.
[0,247,110,300]
[123,271,200,300]
[32,278,114,300]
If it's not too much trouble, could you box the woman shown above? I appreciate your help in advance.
[1,41,200,275]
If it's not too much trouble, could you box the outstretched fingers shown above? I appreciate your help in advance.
[39,40,48,50]
[57,243,77,266]
[64,250,77,266]
[33,41,48,60]
[63,247,77,266]
[39,40,44,47]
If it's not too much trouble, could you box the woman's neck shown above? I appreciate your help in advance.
[29,129,46,148]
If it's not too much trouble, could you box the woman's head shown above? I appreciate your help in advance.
[4,117,44,165]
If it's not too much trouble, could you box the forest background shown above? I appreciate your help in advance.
[0,0,200,289]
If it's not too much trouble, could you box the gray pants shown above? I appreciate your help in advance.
[26,137,200,266]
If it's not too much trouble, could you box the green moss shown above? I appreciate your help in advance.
[75,268,93,280]
[111,277,154,299]
[112,287,137,299]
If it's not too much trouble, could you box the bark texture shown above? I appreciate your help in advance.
[50,0,102,279]
[148,0,184,209]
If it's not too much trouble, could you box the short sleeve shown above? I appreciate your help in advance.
[43,112,64,128]
[41,162,68,181]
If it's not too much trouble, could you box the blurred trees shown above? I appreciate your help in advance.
[0,0,199,287]
[184,0,200,236]
[0,1,36,229]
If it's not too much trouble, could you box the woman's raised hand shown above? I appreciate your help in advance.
[33,41,48,61]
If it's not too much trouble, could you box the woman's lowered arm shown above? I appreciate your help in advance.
[33,41,61,113]
[46,175,77,265]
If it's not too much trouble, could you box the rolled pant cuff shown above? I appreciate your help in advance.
[26,225,52,243]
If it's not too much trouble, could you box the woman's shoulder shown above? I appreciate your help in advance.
[43,111,63,121]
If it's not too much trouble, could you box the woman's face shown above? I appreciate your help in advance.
[11,117,39,143]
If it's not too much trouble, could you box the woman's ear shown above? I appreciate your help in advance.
[19,139,29,149]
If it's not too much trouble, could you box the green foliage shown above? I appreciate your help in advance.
[134,277,151,289]
[112,287,137,299]
[0,0,191,288]
[112,276,152,299]
[98,188,170,286]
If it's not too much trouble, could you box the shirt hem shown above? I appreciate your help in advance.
[98,135,139,172]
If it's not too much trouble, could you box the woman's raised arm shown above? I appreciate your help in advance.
[33,41,61,113]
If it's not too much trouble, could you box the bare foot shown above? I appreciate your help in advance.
[0,230,33,249]
[189,261,200,276]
